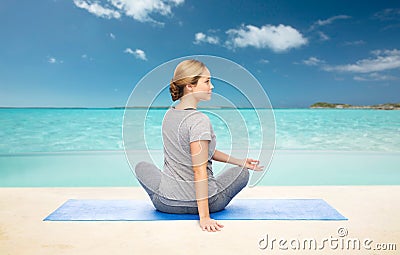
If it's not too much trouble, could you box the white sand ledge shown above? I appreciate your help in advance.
[0,186,399,255]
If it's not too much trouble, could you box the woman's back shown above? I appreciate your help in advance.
[158,107,218,205]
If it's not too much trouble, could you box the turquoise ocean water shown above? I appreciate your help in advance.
[0,108,399,186]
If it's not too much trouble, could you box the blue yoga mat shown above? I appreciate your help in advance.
[44,199,347,221]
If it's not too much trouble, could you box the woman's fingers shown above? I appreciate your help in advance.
[248,163,264,171]
[248,159,260,166]
[249,158,259,163]
[248,158,264,171]
[213,223,222,231]
[202,220,224,232]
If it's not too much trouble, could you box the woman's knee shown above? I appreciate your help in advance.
[134,161,161,194]
[241,166,250,180]
[209,194,231,213]
[233,166,250,185]
[134,161,145,177]
[134,161,158,180]
[134,161,148,172]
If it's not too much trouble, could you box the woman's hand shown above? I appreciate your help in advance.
[241,158,264,171]
[199,217,224,232]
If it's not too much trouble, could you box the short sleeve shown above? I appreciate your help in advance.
[188,113,212,143]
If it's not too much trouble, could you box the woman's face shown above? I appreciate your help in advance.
[192,68,214,101]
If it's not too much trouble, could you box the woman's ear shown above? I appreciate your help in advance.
[185,84,193,91]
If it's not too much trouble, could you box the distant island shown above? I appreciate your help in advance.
[310,102,400,110]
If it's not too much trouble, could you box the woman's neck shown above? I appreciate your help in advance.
[174,97,198,110]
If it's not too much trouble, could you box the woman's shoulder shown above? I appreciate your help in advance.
[185,110,210,123]
[164,109,210,125]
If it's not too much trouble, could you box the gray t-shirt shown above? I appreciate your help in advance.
[158,107,218,206]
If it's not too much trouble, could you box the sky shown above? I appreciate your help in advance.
[0,0,399,108]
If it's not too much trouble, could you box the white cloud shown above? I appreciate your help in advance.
[303,57,325,66]
[73,0,121,19]
[193,32,219,45]
[259,59,269,64]
[124,48,147,61]
[47,57,63,64]
[383,23,400,31]
[318,31,329,41]
[111,0,184,25]
[354,73,397,81]
[74,0,184,25]
[343,40,365,46]
[310,15,351,30]
[373,8,400,20]
[226,24,307,52]
[323,49,400,73]
[81,54,94,61]
[110,33,116,39]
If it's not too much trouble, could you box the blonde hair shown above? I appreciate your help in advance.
[169,59,206,101]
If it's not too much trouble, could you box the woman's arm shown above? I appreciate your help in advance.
[190,140,224,232]
[212,149,243,166]
[212,149,264,171]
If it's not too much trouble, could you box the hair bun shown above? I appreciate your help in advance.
[170,80,183,101]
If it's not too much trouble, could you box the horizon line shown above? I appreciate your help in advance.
[1,101,398,110]
[0,106,284,109]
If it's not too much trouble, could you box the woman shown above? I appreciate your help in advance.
[135,59,263,232]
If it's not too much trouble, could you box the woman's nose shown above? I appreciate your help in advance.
[210,82,214,89]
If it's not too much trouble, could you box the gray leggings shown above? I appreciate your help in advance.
[135,161,249,214]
